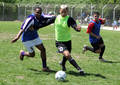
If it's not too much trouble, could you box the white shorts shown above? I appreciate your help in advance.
[22,37,42,53]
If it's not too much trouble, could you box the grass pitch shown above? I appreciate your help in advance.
[0,21,120,85]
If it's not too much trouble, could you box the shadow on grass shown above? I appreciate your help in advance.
[57,80,69,82]
[67,71,106,79]
[100,60,120,63]
[29,68,106,79]
[28,68,57,74]
[28,68,69,82]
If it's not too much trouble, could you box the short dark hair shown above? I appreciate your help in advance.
[34,7,42,11]
[93,12,100,16]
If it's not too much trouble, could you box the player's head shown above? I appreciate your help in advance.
[34,7,42,19]
[93,12,100,21]
[59,5,68,17]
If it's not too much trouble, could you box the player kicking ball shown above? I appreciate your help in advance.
[82,12,106,62]
[54,5,84,75]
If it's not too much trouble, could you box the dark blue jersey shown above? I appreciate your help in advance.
[89,20,101,43]
[21,13,55,42]
[21,14,39,42]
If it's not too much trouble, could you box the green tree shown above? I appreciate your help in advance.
[0,0,16,3]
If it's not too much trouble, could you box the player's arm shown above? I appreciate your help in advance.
[87,22,101,39]
[45,16,56,25]
[89,32,101,39]
[11,29,23,43]
[99,18,106,24]
[37,16,56,29]
[11,17,34,43]
[68,17,81,32]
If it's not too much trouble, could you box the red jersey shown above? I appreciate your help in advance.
[87,18,105,33]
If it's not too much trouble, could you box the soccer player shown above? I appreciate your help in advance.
[82,12,106,62]
[54,5,84,75]
[112,20,118,30]
[11,7,55,71]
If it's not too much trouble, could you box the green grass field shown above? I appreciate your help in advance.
[0,21,120,85]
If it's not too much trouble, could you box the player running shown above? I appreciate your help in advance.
[82,12,106,62]
[54,5,84,75]
[11,7,55,71]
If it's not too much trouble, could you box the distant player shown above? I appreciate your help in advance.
[54,5,84,75]
[112,20,118,30]
[82,12,106,62]
[11,7,55,71]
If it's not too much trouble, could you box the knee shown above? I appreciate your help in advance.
[63,50,70,58]
[95,49,101,53]
[29,52,35,57]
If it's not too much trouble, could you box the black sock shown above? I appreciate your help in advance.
[68,57,81,70]
[99,46,105,59]
[61,56,67,66]
[42,58,46,68]
[86,46,94,52]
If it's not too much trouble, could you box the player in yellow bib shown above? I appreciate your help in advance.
[55,15,71,41]
[55,5,84,75]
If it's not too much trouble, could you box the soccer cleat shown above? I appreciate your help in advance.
[99,58,107,62]
[79,69,85,75]
[19,50,24,61]
[42,67,50,72]
[59,62,66,71]
[62,65,66,71]
[82,45,87,54]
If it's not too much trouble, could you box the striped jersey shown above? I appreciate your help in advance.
[21,13,53,42]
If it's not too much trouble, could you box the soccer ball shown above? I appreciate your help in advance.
[55,70,66,81]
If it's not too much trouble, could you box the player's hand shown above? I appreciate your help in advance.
[96,36,101,39]
[102,18,106,23]
[76,25,81,31]
[11,37,19,43]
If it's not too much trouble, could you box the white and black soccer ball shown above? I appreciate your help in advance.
[55,70,66,81]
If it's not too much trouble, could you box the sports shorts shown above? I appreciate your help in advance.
[22,37,42,53]
[91,37,104,52]
[55,40,71,53]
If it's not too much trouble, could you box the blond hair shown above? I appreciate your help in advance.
[60,5,68,10]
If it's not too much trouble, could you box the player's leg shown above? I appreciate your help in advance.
[35,44,46,66]
[56,41,67,71]
[63,50,84,75]
[19,48,35,60]
[82,45,94,54]
[58,41,72,71]
[91,42,101,54]
[34,37,49,71]
[83,43,101,54]
[98,38,106,61]
[99,44,105,60]
[64,41,84,74]
[113,25,115,30]
[19,41,36,60]
[35,43,49,71]
[59,56,67,71]
[116,25,118,29]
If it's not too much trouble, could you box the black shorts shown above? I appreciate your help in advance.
[55,40,71,53]
[91,38,104,52]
